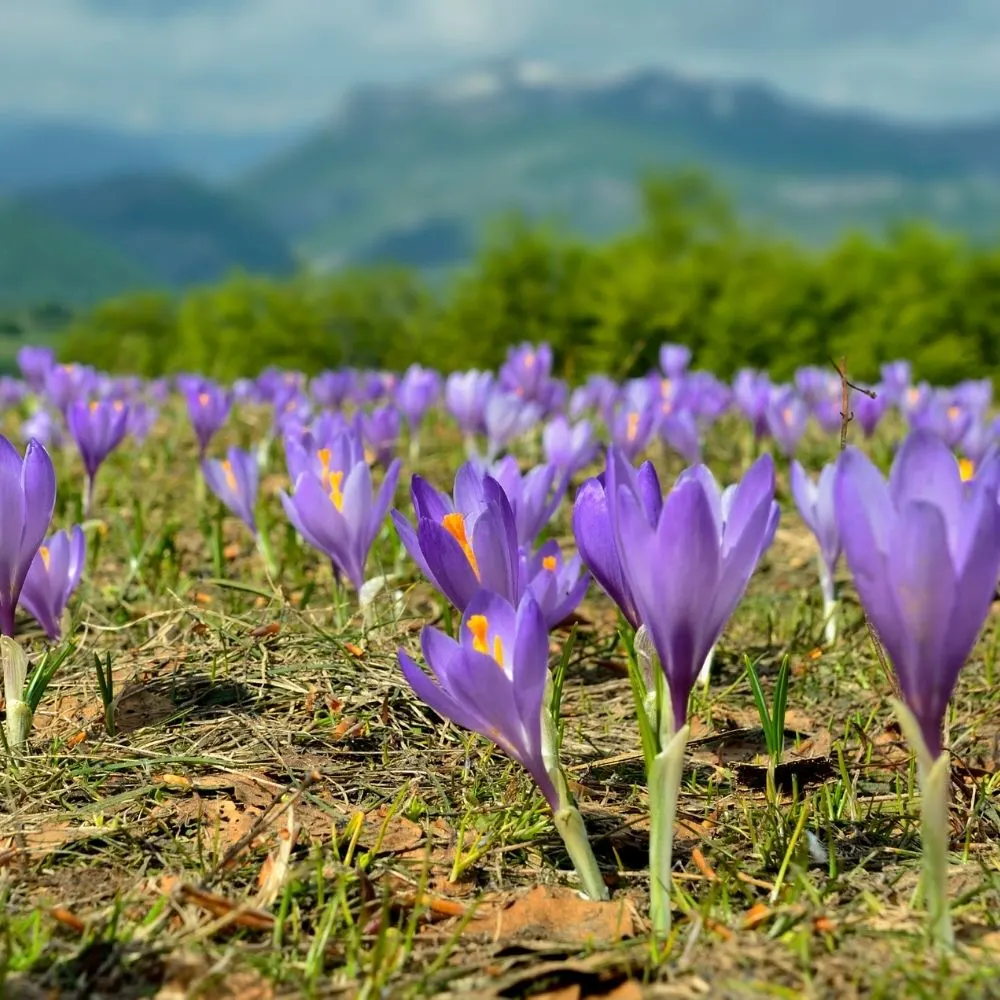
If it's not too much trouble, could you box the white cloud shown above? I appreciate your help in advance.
[1,0,999,130]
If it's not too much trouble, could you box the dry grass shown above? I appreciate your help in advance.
[2,407,1000,999]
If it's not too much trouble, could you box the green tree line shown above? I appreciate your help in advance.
[58,171,1000,384]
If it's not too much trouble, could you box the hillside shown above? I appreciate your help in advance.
[238,64,1000,268]
[22,173,299,287]
[0,201,159,307]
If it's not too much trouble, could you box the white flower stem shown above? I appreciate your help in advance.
[698,643,717,689]
[892,699,955,951]
[542,679,608,901]
[648,724,689,939]
[817,556,838,645]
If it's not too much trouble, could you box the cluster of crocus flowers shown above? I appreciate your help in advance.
[393,458,601,898]
[181,378,233,458]
[834,430,1000,949]
[574,448,779,936]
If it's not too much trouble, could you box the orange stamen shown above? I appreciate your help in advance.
[222,460,237,491]
[442,512,479,578]
[467,614,503,665]
[198,392,210,406]
[542,555,557,572]
[959,457,975,482]
[39,545,50,571]
[626,412,640,443]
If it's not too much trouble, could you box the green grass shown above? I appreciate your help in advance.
[2,401,1000,998]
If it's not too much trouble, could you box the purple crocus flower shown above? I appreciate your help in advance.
[183,381,233,457]
[18,525,85,640]
[685,372,731,426]
[790,460,841,642]
[203,447,259,535]
[20,409,62,449]
[732,370,771,441]
[659,344,692,380]
[499,342,554,402]
[391,467,522,611]
[311,370,355,409]
[445,370,493,437]
[0,437,57,635]
[360,405,402,469]
[834,430,1000,760]
[659,410,702,464]
[285,426,366,486]
[280,439,400,593]
[607,402,655,462]
[483,391,542,460]
[399,589,558,809]
[572,458,663,630]
[17,346,55,392]
[127,402,158,445]
[489,456,567,549]
[765,389,809,457]
[608,449,779,733]
[67,399,129,515]
[542,417,599,477]
[396,364,442,429]
[570,375,618,418]
[834,429,1000,947]
[45,364,95,417]
[524,540,590,629]
[853,384,888,438]
[0,377,26,408]
[879,360,912,406]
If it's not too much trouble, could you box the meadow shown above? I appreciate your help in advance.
[2,346,1000,1000]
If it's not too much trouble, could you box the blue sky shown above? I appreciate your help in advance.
[4,0,1000,131]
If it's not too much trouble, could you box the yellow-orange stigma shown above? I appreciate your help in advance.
[39,545,50,571]
[947,405,961,422]
[327,470,345,511]
[113,400,124,412]
[542,555,557,572]
[222,460,237,491]
[626,411,640,443]
[89,400,99,412]
[907,387,920,405]
[959,457,975,482]
[198,392,210,406]
[660,378,671,397]
[524,353,535,369]
[442,512,480,578]
[467,614,504,665]
[782,406,794,424]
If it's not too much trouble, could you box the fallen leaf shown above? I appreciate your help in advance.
[250,623,280,639]
[743,903,772,929]
[177,884,275,931]
[463,886,636,944]
[50,907,86,933]
[360,806,424,855]
[114,685,175,734]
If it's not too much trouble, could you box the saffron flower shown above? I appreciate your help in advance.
[183,380,233,457]
[572,459,663,630]
[790,460,841,643]
[396,364,442,429]
[542,417,598,477]
[67,399,129,516]
[601,447,779,937]
[19,526,85,640]
[523,540,590,628]
[659,343,692,379]
[391,466,521,612]
[280,435,400,594]
[608,402,655,462]
[445,370,493,440]
[398,589,607,900]
[203,447,259,536]
[17,346,55,392]
[489,456,567,549]
[483,391,542,461]
[765,388,808,457]
[360,405,402,469]
[0,437,57,636]
[834,430,1000,948]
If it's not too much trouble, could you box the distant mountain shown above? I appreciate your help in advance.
[21,173,298,287]
[237,63,1000,268]
[0,201,158,307]
[0,120,169,193]
[0,117,303,193]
